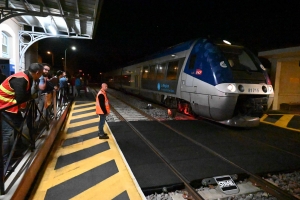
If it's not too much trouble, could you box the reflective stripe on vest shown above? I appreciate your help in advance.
[96,89,110,114]
[0,72,30,113]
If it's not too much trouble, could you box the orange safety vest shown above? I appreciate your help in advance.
[0,72,30,113]
[96,89,110,114]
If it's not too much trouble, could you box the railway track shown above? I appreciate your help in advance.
[91,87,300,200]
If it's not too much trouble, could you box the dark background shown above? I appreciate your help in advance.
[38,0,300,80]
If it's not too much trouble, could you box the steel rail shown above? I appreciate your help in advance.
[91,87,298,200]
[91,87,203,200]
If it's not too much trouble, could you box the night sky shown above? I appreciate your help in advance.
[38,0,300,78]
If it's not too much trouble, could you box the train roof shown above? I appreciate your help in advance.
[128,39,196,66]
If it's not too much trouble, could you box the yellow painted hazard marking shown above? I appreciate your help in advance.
[261,114,300,132]
[31,101,145,200]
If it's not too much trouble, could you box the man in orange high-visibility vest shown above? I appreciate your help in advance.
[96,83,110,139]
[0,63,43,163]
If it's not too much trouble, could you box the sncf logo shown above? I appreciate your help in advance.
[196,69,202,75]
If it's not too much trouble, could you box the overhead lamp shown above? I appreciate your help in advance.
[223,40,231,45]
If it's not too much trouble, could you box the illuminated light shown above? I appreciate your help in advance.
[260,64,266,70]
[227,84,236,92]
[48,25,57,35]
[171,54,176,57]
[145,70,148,73]
[223,40,231,45]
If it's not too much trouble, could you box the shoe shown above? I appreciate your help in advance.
[99,132,108,136]
[99,135,109,139]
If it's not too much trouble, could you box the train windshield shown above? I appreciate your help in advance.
[218,45,260,72]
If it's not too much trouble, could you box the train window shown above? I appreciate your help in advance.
[239,51,258,71]
[219,45,259,72]
[148,65,156,80]
[167,61,179,80]
[142,66,149,79]
[189,55,196,69]
[156,63,166,80]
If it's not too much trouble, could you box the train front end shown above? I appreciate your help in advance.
[212,43,274,127]
[183,39,274,127]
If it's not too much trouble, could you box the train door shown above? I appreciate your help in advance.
[181,53,211,118]
[181,54,196,98]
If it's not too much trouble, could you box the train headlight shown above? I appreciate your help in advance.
[238,85,244,92]
[227,84,236,92]
[262,85,267,93]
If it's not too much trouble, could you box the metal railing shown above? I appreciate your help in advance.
[0,88,70,195]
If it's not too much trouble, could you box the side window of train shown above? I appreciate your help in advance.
[142,66,149,79]
[156,63,166,80]
[189,54,197,69]
[148,65,156,80]
[167,61,179,80]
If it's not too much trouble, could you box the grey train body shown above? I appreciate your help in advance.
[104,38,274,127]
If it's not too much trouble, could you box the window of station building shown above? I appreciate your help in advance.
[2,32,9,58]
[156,63,166,80]
[188,54,196,69]
[166,61,179,80]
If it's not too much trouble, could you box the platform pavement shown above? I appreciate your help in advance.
[29,92,146,200]
[262,109,300,131]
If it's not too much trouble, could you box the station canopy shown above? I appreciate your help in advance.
[0,0,103,39]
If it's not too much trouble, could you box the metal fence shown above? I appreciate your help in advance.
[0,88,70,195]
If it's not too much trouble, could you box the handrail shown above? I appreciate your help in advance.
[0,88,70,195]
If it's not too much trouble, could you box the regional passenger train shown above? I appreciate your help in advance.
[103,38,274,127]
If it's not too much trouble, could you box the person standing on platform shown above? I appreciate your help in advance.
[71,75,77,97]
[0,63,43,162]
[75,75,82,97]
[96,83,110,139]
[36,63,52,120]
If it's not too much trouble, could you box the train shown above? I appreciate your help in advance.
[103,38,274,127]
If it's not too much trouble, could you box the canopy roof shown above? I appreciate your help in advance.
[0,0,103,39]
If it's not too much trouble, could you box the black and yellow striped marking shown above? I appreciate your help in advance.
[31,101,144,200]
[261,114,300,131]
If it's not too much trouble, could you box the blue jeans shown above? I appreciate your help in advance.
[1,111,23,160]
[98,114,106,136]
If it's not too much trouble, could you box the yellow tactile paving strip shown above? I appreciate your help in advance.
[31,101,145,200]
[261,113,300,132]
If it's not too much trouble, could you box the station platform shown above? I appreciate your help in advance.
[30,94,145,200]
